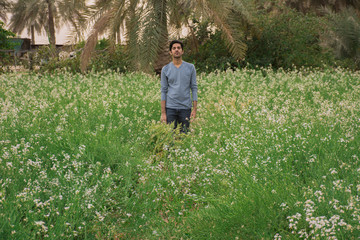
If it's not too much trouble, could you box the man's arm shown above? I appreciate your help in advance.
[190,101,197,122]
[160,67,168,123]
[161,100,167,123]
[190,65,198,122]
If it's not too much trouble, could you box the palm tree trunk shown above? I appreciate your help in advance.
[117,30,121,45]
[335,0,346,12]
[47,0,56,55]
[187,20,199,53]
[31,24,35,45]
[153,0,170,74]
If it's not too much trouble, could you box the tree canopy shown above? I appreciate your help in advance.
[79,0,255,73]
[2,0,360,71]
[9,0,88,48]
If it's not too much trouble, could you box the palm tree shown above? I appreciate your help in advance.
[0,0,11,22]
[9,0,88,48]
[80,0,255,73]
[80,0,133,72]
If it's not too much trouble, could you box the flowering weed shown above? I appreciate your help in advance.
[1,68,359,239]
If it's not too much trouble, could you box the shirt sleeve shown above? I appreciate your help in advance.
[160,66,168,101]
[190,65,198,101]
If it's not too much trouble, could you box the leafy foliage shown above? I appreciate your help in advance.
[183,20,240,73]
[246,8,334,69]
[89,44,129,73]
[0,0,11,22]
[34,40,129,73]
[80,0,131,72]
[9,0,88,47]
[5,0,360,72]
[81,0,252,73]
[0,21,15,66]
[0,20,14,49]
[322,7,360,69]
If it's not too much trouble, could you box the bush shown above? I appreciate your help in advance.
[35,39,128,73]
[245,8,334,70]
[89,45,129,73]
[0,21,15,49]
[0,21,16,68]
[183,20,240,73]
[33,40,129,73]
[32,46,80,73]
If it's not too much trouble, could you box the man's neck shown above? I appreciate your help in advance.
[172,58,182,67]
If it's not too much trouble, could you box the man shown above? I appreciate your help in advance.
[160,40,198,133]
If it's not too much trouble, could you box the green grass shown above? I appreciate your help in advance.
[1,68,359,239]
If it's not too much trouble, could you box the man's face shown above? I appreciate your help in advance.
[170,43,183,59]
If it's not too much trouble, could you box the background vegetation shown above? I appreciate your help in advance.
[0,20,15,65]
[1,0,360,73]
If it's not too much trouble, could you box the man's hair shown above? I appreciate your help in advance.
[169,40,184,51]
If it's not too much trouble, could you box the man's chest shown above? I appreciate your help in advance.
[166,69,191,86]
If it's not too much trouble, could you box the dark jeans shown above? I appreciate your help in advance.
[166,108,191,133]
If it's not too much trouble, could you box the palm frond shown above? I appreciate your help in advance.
[168,0,191,29]
[83,0,114,41]
[80,11,112,72]
[108,0,127,48]
[57,0,89,39]
[9,0,89,45]
[125,0,142,70]
[0,0,11,22]
[167,0,193,40]
[137,0,170,72]
[204,0,248,59]
[322,6,360,60]
[139,7,163,71]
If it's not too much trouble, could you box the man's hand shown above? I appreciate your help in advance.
[161,113,167,123]
[161,100,167,123]
[190,109,196,122]
[190,101,197,122]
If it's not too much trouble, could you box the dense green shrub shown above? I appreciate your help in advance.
[7,9,358,73]
[32,46,80,73]
[182,11,337,72]
[89,44,129,73]
[95,38,110,50]
[0,21,14,49]
[33,39,129,73]
[0,21,15,67]
[245,9,334,69]
[183,21,239,73]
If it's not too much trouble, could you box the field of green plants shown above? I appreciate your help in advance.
[1,68,360,239]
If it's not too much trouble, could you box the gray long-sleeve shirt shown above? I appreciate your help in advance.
[161,61,198,109]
